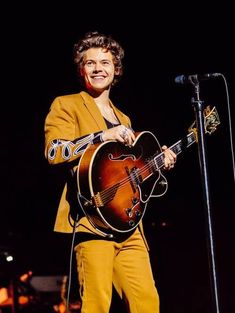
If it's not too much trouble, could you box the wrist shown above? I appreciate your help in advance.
[100,130,105,142]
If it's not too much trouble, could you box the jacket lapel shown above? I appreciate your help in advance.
[80,91,129,128]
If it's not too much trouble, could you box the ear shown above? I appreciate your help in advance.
[114,67,120,75]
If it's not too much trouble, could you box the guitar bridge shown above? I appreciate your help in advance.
[125,166,143,193]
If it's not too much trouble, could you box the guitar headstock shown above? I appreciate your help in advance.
[188,106,220,140]
[204,106,221,134]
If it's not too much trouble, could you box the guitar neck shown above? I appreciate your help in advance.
[154,131,196,169]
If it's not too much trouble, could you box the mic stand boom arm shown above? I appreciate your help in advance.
[191,80,221,313]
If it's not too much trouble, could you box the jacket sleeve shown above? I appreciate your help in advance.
[44,97,103,165]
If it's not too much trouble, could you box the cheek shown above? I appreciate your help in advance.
[80,68,85,77]
[80,69,91,83]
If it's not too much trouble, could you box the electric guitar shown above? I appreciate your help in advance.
[77,106,220,235]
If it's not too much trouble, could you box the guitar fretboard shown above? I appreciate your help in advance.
[154,131,196,170]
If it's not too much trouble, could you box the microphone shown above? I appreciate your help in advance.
[175,73,221,84]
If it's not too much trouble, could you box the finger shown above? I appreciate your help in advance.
[125,130,135,146]
[120,126,128,138]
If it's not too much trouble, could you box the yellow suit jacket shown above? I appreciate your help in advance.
[44,91,148,246]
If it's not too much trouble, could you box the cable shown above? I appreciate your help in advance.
[65,214,79,313]
[219,73,235,184]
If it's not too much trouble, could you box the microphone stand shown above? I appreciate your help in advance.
[190,76,221,313]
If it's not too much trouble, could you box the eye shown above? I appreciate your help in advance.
[102,60,112,66]
[84,60,95,67]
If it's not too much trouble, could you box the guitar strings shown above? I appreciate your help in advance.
[98,154,166,205]
[97,136,188,205]
[94,108,217,206]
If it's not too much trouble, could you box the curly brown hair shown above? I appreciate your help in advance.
[73,31,124,86]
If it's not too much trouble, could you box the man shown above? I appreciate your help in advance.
[44,31,176,312]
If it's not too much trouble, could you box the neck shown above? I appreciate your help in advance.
[93,93,111,110]
[87,88,110,108]
[93,96,118,125]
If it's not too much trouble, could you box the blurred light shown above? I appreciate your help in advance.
[6,255,13,262]
[0,251,14,263]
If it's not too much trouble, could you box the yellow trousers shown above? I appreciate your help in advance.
[74,228,159,313]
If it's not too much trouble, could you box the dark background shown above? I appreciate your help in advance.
[1,2,235,313]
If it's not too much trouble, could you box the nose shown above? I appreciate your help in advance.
[93,62,103,72]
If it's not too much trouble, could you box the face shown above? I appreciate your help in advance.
[80,47,118,93]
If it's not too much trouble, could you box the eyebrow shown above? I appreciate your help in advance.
[84,59,112,63]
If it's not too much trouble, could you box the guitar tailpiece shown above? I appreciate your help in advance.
[77,193,114,239]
